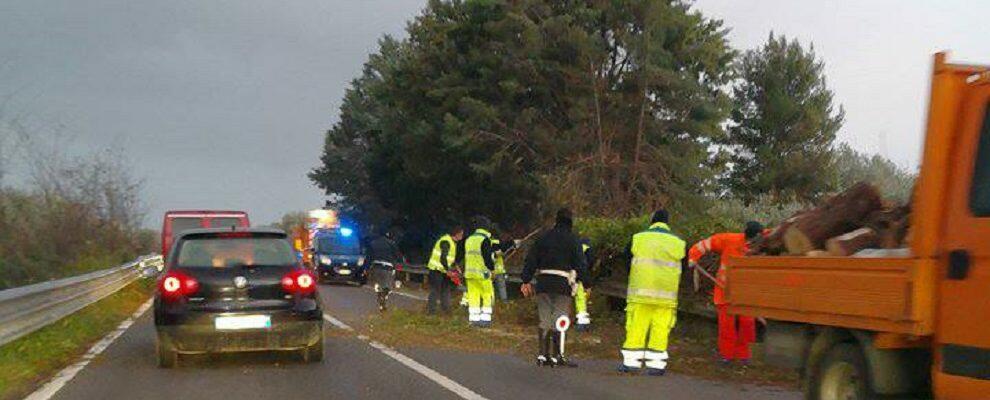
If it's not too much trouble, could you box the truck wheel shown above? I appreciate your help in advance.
[811,343,873,400]
[157,337,178,368]
[302,339,324,363]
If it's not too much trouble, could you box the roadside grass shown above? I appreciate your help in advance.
[366,293,798,388]
[0,279,154,400]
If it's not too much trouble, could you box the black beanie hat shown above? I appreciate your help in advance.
[744,221,765,239]
[651,209,669,224]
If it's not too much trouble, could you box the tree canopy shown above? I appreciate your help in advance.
[724,34,844,203]
[311,0,734,230]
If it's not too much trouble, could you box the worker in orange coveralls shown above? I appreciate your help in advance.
[687,221,764,364]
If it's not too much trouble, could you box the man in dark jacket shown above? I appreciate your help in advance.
[367,229,403,310]
[521,208,591,367]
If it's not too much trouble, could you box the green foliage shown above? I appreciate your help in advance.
[311,0,734,231]
[833,143,916,203]
[726,34,845,203]
[575,195,803,278]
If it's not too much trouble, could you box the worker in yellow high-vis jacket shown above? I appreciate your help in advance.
[575,238,594,330]
[491,235,518,302]
[426,225,465,315]
[463,216,497,327]
[618,209,686,376]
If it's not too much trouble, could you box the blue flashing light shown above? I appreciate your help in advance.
[339,227,354,237]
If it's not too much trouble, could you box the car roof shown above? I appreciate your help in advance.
[177,227,286,239]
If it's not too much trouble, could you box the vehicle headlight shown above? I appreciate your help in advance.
[319,255,333,265]
[357,256,366,266]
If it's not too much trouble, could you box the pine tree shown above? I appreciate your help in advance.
[725,34,844,203]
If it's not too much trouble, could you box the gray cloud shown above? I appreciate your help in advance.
[1,0,426,226]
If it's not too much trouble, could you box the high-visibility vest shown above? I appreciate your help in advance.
[464,229,492,279]
[627,222,686,306]
[427,234,456,272]
[492,238,506,275]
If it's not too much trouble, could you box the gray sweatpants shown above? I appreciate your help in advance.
[537,292,573,330]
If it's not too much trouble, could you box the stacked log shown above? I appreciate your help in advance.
[825,228,878,256]
[781,182,884,255]
[755,182,911,257]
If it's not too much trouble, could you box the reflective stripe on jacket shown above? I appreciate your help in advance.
[627,222,686,306]
[427,234,456,272]
[687,232,748,305]
[464,229,493,279]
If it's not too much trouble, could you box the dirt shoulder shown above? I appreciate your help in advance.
[364,293,798,389]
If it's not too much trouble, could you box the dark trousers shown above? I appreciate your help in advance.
[427,270,452,314]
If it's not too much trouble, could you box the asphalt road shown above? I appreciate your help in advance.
[42,284,801,400]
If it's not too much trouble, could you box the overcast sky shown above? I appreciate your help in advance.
[1,1,988,227]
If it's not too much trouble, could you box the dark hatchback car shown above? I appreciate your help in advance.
[154,228,323,368]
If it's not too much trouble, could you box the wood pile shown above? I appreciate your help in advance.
[758,182,911,256]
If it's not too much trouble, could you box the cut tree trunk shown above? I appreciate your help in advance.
[760,214,803,255]
[826,228,879,256]
[782,182,884,255]
[865,204,911,248]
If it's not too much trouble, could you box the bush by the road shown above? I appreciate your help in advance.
[0,141,154,290]
[0,190,155,289]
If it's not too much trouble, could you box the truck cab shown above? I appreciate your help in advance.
[725,53,990,399]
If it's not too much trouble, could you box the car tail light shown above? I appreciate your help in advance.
[282,269,317,295]
[159,271,199,301]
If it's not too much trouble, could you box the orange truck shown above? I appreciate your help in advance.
[726,53,990,400]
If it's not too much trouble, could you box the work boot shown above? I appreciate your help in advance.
[556,355,578,368]
[646,368,666,377]
[616,364,639,374]
[551,333,577,367]
[536,355,552,367]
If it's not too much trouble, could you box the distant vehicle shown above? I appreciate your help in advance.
[312,227,367,285]
[161,210,250,259]
[153,227,323,368]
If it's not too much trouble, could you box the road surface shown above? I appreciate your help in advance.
[39,284,800,400]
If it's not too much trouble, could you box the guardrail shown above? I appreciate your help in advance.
[0,254,163,346]
[395,263,714,318]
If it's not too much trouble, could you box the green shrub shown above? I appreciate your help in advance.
[575,196,804,279]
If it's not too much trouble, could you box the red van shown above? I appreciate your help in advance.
[161,210,250,259]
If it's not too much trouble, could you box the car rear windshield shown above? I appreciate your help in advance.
[316,234,362,255]
[175,236,295,268]
[170,217,204,241]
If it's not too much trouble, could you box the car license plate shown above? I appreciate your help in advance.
[338,269,352,275]
[215,315,271,330]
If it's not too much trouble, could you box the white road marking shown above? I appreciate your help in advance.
[366,339,488,400]
[362,285,428,301]
[25,298,154,400]
[322,314,353,331]
[326,312,488,400]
